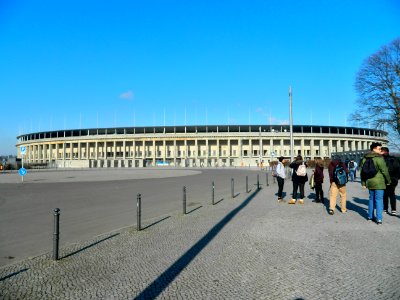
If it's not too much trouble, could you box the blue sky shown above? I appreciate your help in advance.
[0,0,399,155]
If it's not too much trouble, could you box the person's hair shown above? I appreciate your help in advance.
[370,142,382,151]
[315,158,323,167]
[296,155,303,161]
[381,146,389,153]
[278,156,284,162]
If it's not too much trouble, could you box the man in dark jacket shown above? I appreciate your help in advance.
[360,142,391,224]
[381,147,400,215]
[328,156,349,215]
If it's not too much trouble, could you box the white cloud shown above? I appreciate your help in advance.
[120,90,134,100]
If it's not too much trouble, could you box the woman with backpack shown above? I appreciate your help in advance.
[312,158,325,204]
[289,155,308,204]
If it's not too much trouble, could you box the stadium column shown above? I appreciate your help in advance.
[206,138,209,166]
[63,142,66,162]
[56,143,59,162]
[310,139,314,159]
[328,139,333,157]
[113,141,116,160]
[228,138,231,166]
[132,140,136,163]
[344,140,349,152]
[163,139,166,164]
[217,138,220,167]
[174,139,177,166]
[301,138,304,157]
[78,142,81,160]
[153,140,156,166]
[95,141,98,161]
[319,139,323,158]
[123,140,126,160]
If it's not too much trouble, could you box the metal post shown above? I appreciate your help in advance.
[183,186,186,214]
[289,86,294,162]
[137,193,141,231]
[246,176,249,193]
[257,174,260,189]
[266,172,269,187]
[212,181,215,205]
[231,178,234,198]
[52,208,60,261]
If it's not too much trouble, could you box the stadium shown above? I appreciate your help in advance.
[16,124,388,168]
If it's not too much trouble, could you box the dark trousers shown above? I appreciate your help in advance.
[292,182,305,200]
[383,182,397,211]
[277,177,284,198]
[315,182,324,202]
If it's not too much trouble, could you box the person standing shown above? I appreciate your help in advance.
[289,155,308,204]
[360,142,391,224]
[348,159,358,182]
[328,156,349,215]
[381,147,400,216]
[276,156,286,202]
[312,158,325,203]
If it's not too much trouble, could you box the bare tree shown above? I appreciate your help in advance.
[351,38,400,149]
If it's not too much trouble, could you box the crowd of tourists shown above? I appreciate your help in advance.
[273,142,400,225]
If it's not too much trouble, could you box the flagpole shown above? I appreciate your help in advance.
[289,86,294,162]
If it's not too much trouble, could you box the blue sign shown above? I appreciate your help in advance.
[18,168,27,176]
[20,146,26,155]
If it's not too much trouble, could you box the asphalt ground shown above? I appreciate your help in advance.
[1,168,400,299]
[0,168,261,267]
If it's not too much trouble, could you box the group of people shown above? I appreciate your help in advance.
[273,142,400,225]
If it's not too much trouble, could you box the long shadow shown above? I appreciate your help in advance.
[142,216,171,230]
[133,188,260,300]
[61,233,119,259]
[347,197,369,219]
[213,198,224,205]
[186,206,202,215]
[0,268,29,282]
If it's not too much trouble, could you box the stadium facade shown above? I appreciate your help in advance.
[16,125,388,168]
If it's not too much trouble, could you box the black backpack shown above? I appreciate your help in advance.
[361,158,377,181]
[349,161,354,168]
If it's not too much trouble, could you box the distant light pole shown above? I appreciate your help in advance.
[289,86,294,162]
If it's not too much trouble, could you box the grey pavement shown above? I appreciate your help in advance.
[1,169,400,299]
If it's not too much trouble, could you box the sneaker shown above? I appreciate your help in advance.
[298,199,304,204]
[278,197,282,202]
[377,220,382,225]
[384,210,389,214]
[288,199,296,204]
[328,209,334,215]
[342,210,347,213]
[391,210,397,216]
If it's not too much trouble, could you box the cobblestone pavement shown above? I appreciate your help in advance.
[1,176,399,299]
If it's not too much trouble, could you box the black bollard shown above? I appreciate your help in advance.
[52,208,60,261]
[231,178,234,198]
[246,176,249,193]
[266,172,269,187]
[137,193,141,231]
[212,181,215,205]
[183,186,187,215]
[257,174,260,190]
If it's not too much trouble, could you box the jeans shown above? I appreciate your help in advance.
[292,182,305,200]
[277,177,284,198]
[349,170,356,181]
[368,189,384,221]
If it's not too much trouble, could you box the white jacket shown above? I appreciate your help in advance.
[276,162,286,179]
